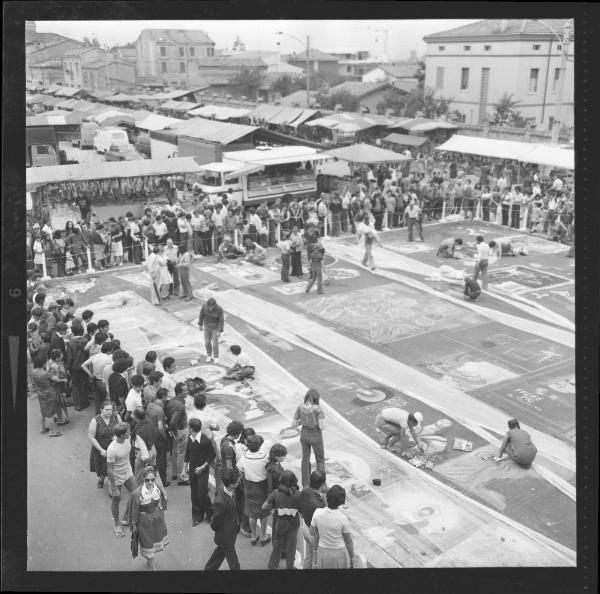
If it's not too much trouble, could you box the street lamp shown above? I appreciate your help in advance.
[525,19,571,144]
[276,31,310,108]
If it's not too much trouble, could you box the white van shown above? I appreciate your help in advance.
[93,128,130,154]
[80,122,99,149]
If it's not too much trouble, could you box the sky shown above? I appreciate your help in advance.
[34,19,479,61]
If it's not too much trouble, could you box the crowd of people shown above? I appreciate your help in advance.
[26,285,363,571]
[25,149,574,282]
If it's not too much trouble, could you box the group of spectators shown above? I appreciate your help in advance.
[26,282,357,570]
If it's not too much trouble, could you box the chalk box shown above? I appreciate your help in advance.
[453,438,473,452]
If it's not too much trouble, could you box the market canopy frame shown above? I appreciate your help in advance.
[321,143,411,165]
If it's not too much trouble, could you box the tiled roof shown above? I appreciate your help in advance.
[424,19,574,41]
[288,49,339,62]
[31,58,63,69]
[194,56,267,68]
[279,90,320,107]
[378,63,421,78]
[85,59,134,70]
[139,29,214,45]
[62,46,100,57]
[328,81,389,98]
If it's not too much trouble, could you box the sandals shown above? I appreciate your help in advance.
[260,536,271,546]
[113,526,125,538]
[48,432,62,437]
[57,419,70,425]
[40,428,49,434]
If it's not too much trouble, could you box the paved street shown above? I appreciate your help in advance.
[27,220,576,570]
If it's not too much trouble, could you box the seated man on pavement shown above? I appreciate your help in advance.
[223,345,255,381]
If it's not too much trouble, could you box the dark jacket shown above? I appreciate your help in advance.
[184,433,216,472]
[49,332,66,359]
[210,486,240,545]
[198,303,224,332]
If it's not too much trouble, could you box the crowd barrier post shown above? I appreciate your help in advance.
[441,199,447,221]
[495,204,502,225]
[212,232,217,255]
[233,228,240,248]
[507,203,513,228]
[277,222,281,243]
[41,252,50,281]
[85,247,95,274]
[383,210,389,230]
[474,200,482,220]
[323,215,328,237]
[143,239,149,261]
[520,207,529,231]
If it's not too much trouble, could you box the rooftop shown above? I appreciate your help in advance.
[328,81,389,98]
[194,56,267,68]
[287,49,339,62]
[377,63,422,78]
[424,19,574,41]
[138,28,215,45]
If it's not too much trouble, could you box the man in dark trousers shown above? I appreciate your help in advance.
[305,243,325,295]
[184,418,216,526]
[65,322,90,410]
[205,468,242,571]
[49,322,68,360]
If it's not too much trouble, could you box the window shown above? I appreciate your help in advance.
[438,45,445,51]
[532,44,541,51]
[179,47,184,56]
[161,62,167,73]
[556,44,562,51]
[529,68,539,92]
[347,65,352,73]
[180,62,185,73]
[207,47,214,57]
[464,45,471,51]
[484,45,492,51]
[189,47,195,57]
[75,62,79,72]
[435,66,444,90]
[553,67,560,92]
[160,46,166,57]
[36,145,49,155]
[460,67,469,90]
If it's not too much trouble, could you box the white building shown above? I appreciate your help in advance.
[423,19,574,129]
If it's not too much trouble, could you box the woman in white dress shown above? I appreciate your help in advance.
[157,246,172,300]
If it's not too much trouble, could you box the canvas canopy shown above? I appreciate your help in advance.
[93,110,135,126]
[162,118,257,144]
[383,133,428,147]
[159,99,201,112]
[321,143,411,164]
[187,104,252,121]
[26,156,204,191]
[26,111,82,126]
[435,134,574,169]
[393,118,458,132]
[136,113,185,131]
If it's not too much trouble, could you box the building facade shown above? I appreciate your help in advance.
[286,49,340,86]
[62,47,108,87]
[136,29,216,88]
[26,38,85,83]
[423,19,574,129]
[82,59,136,92]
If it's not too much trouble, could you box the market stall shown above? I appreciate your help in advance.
[26,156,205,227]
[319,143,411,194]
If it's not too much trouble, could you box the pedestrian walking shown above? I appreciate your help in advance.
[146,246,162,305]
[278,233,292,283]
[205,468,242,570]
[472,235,490,290]
[305,243,325,295]
[357,214,382,270]
[127,465,169,571]
[89,400,122,489]
[198,297,225,364]
[292,389,326,487]
[404,200,424,242]
[176,244,194,301]
[32,354,66,437]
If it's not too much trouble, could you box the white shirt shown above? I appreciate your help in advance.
[125,388,143,412]
[237,446,268,482]
[161,371,177,400]
[552,178,563,191]
[140,482,161,504]
[476,242,491,261]
[231,352,255,368]
[311,507,351,549]
[91,352,113,380]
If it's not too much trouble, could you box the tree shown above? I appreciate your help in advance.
[83,36,100,48]
[488,93,528,127]
[377,86,452,118]
[415,59,426,88]
[271,74,303,98]
[316,90,359,112]
[228,66,264,100]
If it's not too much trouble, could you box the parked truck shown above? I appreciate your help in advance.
[185,145,330,205]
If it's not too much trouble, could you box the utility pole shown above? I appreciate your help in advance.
[551,21,570,144]
[306,35,311,108]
